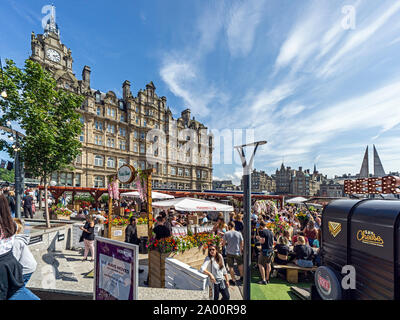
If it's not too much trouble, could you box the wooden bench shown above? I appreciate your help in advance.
[273,263,317,283]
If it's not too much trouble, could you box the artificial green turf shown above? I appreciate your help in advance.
[250,268,313,300]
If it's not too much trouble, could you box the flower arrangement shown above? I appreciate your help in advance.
[266,214,290,235]
[254,200,278,216]
[147,232,221,253]
[54,206,73,216]
[104,216,129,227]
[137,217,148,225]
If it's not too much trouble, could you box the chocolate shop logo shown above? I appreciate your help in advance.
[356,230,384,247]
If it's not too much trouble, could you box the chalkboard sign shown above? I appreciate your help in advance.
[29,235,43,245]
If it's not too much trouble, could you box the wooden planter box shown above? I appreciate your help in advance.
[51,214,71,221]
[137,224,148,238]
[149,246,207,288]
[104,225,126,242]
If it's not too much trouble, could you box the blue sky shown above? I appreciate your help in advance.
[1,0,400,184]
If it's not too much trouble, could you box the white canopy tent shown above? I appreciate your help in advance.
[152,197,234,212]
[120,191,174,200]
[285,196,309,204]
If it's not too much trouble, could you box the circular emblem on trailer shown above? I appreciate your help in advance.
[117,164,136,184]
[315,266,342,300]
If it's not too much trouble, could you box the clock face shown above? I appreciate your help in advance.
[46,48,61,63]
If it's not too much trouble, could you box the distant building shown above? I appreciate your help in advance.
[276,164,325,196]
[318,180,344,198]
[212,180,237,191]
[240,169,276,193]
[275,164,294,194]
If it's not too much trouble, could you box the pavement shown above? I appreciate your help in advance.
[24,208,243,300]
[27,248,243,300]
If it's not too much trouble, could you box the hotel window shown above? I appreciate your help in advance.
[107,138,115,148]
[120,114,126,122]
[154,148,158,156]
[133,130,138,139]
[135,117,139,124]
[94,135,102,146]
[95,92,101,103]
[118,159,127,168]
[76,155,81,164]
[119,128,126,136]
[119,101,124,110]
[133,143,138,153]
[185,168,190,177]
[139,161,145,170]
[94,155,103,166]
[163,164,167,175]
[95,121,103,131]
[75,173,81,187]
[143,120,147,127]
[133,160,138,169]
[107,157,115,168]
[60,172,66,185]
[96,107,101,116]
[111,109,116,118]
[107,124,115,134]
[140,143,145,154]
[80,116,84,124]
[79,131,84,142]
[202,171,208,179]
[119,140,126,151]
[197,170,201,179]
[171,167,176,176]
[136,106,139,113]
[66,173,73,186]
[94,176,104,188]
[140,132,145,139]
[178,168,183,176]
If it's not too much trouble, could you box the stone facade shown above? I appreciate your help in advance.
[29,18,213,190]
[275,164,325,196]
[240,169,276,193]
[318,180,344,197]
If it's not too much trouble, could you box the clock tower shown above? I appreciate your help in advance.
[30,5,78,92]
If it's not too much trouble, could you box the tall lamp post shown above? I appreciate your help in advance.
[234,140,267,301]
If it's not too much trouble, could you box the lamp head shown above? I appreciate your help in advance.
[1,90,7,99]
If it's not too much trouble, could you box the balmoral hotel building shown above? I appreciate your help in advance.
[29,16,213,190]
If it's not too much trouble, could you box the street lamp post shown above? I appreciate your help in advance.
[234,140,267,301]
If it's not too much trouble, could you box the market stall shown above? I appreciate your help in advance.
[148,197,233,287]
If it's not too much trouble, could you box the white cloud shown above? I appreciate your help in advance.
[225,0,266,57]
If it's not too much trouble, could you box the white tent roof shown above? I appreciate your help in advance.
[120,191,174,200]
[285,196,309,204]
[152,197,233,212]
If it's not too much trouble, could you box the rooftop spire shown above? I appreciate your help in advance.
[44,5,60,37]
[359,146,369,178]
[373,145,386,177]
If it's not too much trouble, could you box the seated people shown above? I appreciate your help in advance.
[274,235,290,265]
[293,236,314,268]
[303,220,318,247]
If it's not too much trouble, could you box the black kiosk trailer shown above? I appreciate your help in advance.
[314,199,400,300]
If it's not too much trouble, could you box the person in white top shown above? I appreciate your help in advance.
[0,194,24,300]
[200,244,230,300]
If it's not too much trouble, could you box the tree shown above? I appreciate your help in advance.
[0,59,84,227]
[0,168,15,183]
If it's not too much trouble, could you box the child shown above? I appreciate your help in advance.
[9,219,39,300]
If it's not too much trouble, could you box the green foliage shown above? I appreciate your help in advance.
[0,59,84,227]
[74,194,95,203]
[0,168,14,182]
[0,59,84,180]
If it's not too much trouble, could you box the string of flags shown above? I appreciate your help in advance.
[0,159,14,171]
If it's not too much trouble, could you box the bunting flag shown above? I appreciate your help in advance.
[0,160,6,169]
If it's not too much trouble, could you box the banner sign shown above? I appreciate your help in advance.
[94,236,138,300]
